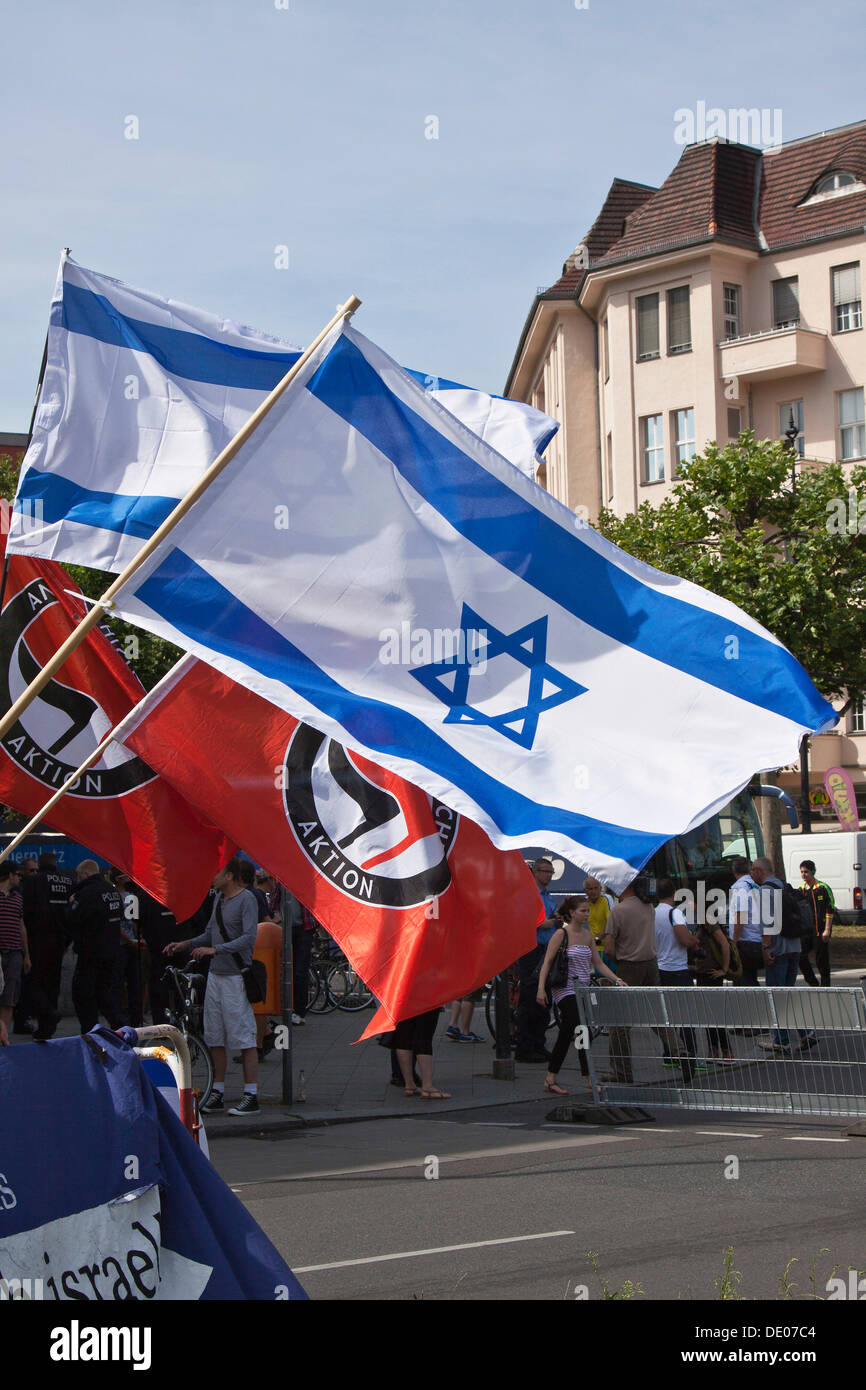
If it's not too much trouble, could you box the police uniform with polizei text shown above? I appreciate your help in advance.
[66,872,124,1032]
[22,867,74,1037]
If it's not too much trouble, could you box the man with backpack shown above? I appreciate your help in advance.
[752,857,817,1055]
[798,860,834,987]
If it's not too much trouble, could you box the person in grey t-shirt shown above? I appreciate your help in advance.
[164,857,261,1117]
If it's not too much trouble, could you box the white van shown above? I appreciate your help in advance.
[781,831,866,923]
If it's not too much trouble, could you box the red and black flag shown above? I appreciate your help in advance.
[0,534,233,919]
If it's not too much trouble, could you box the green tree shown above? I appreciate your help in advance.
[596,432,866,710]
[0,453,181,690]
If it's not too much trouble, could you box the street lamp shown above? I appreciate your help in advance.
[784,406,800,491]
[780,406,811,832]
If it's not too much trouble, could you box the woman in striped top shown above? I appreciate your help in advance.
[537,896,625,1097]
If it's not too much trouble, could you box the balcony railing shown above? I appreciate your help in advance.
[718,326,827,383]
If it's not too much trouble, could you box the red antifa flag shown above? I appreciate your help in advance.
[118,657,542,1033]
[0,535,233,919]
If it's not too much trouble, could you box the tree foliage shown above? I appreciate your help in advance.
[596,432,866,709]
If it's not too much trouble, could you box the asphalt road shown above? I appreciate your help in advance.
[209,1101,866,1305]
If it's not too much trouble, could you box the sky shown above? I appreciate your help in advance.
[2,0,865,429]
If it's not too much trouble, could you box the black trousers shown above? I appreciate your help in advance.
[548,994,589,1077]
[15,931,66,1035]
[800,936,831,987]
[515,944,548,1055]
[292,926,314,1018]
[737,940,764,987]
[72,949,122,1033]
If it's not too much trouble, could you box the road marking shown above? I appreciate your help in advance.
[785,1136,849,1144]
[695,1130,764,1138]
[294,1229,576,1274]
[230,1132,639,1187]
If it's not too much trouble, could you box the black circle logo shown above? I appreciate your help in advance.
[0,578,157,798]
[282,724,458,907]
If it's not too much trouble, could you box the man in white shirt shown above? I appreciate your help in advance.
[728,856,763,986]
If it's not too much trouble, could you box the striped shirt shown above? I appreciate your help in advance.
[0,890,24,951]
[551,942,593,1005]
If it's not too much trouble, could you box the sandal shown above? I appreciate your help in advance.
[404,1086,421,1096]
[419,1088,451,1100]
[543,1080,568,1095]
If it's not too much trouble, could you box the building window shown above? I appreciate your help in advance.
[773,277,800,330]
[636,294,659,360]
[851,697,866,734]
[667,286,691,354]
[672,408,695,473]
[833,263,862,333]
[727,407,742,438]
[602,317,610,381]
[641,414,664,482]
[818,170,857,193]
[778,400,805,457]
[838,388,866,461]
[723,284,741,340]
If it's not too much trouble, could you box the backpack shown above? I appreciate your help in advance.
[696,923,743,983]
[780,882,813,939]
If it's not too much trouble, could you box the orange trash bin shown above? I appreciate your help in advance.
[253,919,282,1015]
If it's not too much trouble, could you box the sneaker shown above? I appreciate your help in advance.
[798,1034,819,1051]
[228,1093,261,1116]
[445,1025,461,1041]
[292,1013,305,1026]
[459,1031,485,1043]
[201,1091,224,1113]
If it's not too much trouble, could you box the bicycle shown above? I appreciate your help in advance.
[161,965,214,1108]
[484,966,561,1049]
[327,959,376,1011]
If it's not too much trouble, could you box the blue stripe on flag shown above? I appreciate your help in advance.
[59,283,301,391]
[135,550,670,869]
[306,334,831,731]
[15,468,177,538]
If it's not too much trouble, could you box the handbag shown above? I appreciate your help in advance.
[547,927,571,991]
[216,898,268,1004]
[697,923,743,984]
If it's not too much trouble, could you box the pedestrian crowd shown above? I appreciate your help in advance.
[0,844,841,1109]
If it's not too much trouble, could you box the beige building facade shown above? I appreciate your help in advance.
[506,122,866,826]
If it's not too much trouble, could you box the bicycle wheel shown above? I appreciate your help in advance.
[186,1032,214,1109]
[306,963,337,1013]
[305,965,323,1013]
[329,963,374,1011]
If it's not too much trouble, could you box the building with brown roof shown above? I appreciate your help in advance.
[506,120,866,826]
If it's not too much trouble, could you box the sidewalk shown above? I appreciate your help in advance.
[12,969,866,1138]
[208,1002,560,1135]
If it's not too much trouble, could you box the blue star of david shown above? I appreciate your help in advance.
[409,604,587,750]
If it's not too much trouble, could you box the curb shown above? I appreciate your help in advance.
[204,1091,546,1140]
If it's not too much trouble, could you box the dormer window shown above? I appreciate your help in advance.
[800,169,866,206]
[817,171,857,192]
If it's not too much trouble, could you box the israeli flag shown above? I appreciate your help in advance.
[105,320,835,891]
[9,254,557,573]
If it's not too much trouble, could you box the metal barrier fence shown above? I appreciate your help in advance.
[574,985,866,1118]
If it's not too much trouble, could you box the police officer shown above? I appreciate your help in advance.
[21,852,74,1039]
[66,859,123,1033]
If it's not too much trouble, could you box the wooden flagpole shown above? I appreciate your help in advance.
[0,727,118,865]
[0,293,361,748]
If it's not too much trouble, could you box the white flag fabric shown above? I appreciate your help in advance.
[100,319,835,891]
[9,254,557,573]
